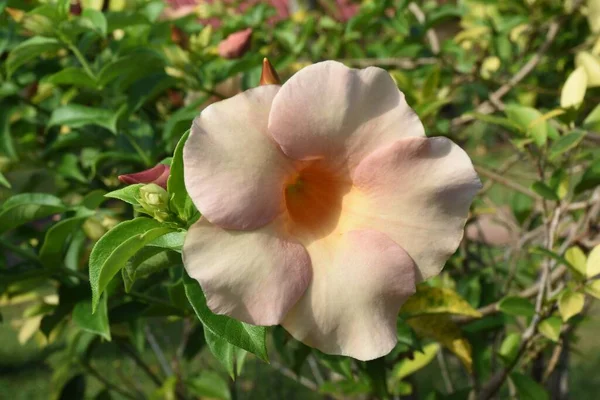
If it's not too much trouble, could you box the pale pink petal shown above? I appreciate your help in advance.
[352,136,481,281]
[282,230,416,361]
[268,61,424,169]
[183,85,294,230]
[183,217,311,326]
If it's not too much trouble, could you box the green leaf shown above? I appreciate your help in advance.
[560,67,587,109]
[105,184,144,205]
[45,67,98,89]
[407,315,473,372]
[530,247,581,278]
[505,105,547,147]
[401,285,482,318]
[186,372,231,400]
[0,107,18,161]
[587,245,600,278]
[583,103,600,131]
[123,247,181,292]
[558,290,584,321]
[575,159,600,194]
[0,172,10,188]
[510,372,549,400]
[565,246,587,276]
[531,181,559,201]
[538,316,562,342]
[73,295,111,341]
[147,231,186,253]
[497,296,535,317]
[549,131,586,158]
[498,332,521,364]
[39,212,94,268]
[0,193,67,234]
[204,327,236,379]
[6,36,63,77]
[183,272,268,361]
[48,105,121,134]
[97,50,165,89]
[585,280,600,299]
[81,9,107,37]
[89,218,174,312]
[469,112,521,131]
[168,130,198,224]
[392,343,440,380]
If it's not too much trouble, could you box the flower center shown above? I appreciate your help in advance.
[284,161,351,241]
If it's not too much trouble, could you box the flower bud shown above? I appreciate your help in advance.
[259,58,281,86]
[118,164,170,189]
[218,28,252,59]
[138,184,170,222]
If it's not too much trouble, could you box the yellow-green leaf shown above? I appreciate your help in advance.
[407,315,473,372]
[558,290,585,321]
[401,285,482,318]
[392,343,440,381]
[539,316,562,342]
[565,246,587,276]
[576,52,600,87]
[589,0,600,33]
[587,245,600,278]
[560,67,587,108]
[585,280,600,299]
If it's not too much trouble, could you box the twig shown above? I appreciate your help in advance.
[145,326,174,377]
[454,264,567,324]
[451,0,585,129]
[82,362,140,400]
[117,341,163,388]
[437,350,455,394]
[475,165,541,200]
[339,57,438,69]
[308,355,325,386]
[270,361,319,392]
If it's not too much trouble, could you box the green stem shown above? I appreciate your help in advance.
[57,31,96,80]
[124,134,153,168]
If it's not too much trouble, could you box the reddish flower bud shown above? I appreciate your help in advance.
[70,0,82,16]
[218,28,252,59]
[259,58,281,86]
[118,164,170,189]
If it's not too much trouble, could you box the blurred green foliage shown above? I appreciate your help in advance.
[1,0,600,399]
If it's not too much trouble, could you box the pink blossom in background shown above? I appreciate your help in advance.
[182,61,481,360]
[118,164,171,189]
[162,0,360,24]
[218,28,253,59]
[335,0,359,21]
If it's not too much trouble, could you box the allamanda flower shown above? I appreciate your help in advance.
[182,61,481,361]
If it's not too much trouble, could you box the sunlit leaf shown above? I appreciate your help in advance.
[560,67,587,108]
[407,315,473,372]
[392,343,440,380]
[558,290,585,322]
[183,272,268,361]
[89,218,174,312]
[538,316,562,342]
[401,285,482,318]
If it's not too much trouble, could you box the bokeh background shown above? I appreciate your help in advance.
[1,0,600,399]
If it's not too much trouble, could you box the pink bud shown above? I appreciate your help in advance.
[218,28,252,59]
[118,164,170,189]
